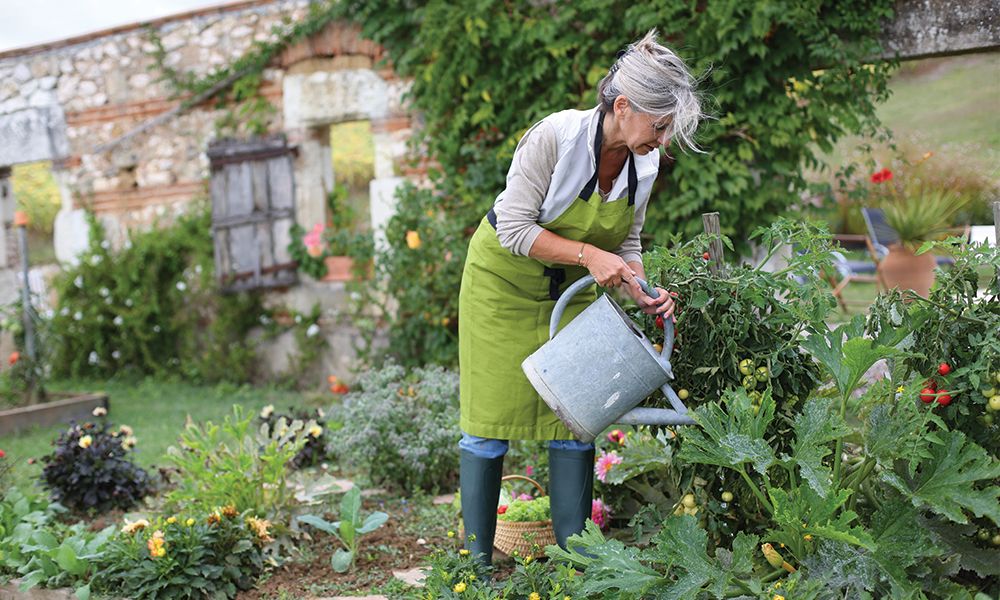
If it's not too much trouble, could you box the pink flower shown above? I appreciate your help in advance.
[591,499,610,530]
[517,493,533,501]
[525,465,534,476]
[303,223,325,255]
[607,429,626,445]
[594,450,623,483]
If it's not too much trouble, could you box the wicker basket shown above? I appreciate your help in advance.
[493,475,556,559]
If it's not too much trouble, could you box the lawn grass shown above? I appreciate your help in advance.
[1,378,326,494]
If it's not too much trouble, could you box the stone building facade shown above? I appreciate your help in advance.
[0,0,418,377]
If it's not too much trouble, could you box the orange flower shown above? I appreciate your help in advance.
[147,530,166,558]
[8,351,19,366]
[222,505,238,518]
[406,230,422,249]
[330,382,349,394]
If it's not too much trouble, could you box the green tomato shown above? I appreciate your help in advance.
[755,366,770,382]
[995,371,1000,384]
[682,494,696,509]
[742,375,758,390]
[983,413,994,426]
[990,396,1000,412]
[978,529,991,541]
[677,388,689,400]
[993,534,1000,547]
[983,387,998,398]
[721,491,734,503]
[739,358,754,376]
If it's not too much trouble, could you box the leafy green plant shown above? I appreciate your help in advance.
[94,509,266,599]
[498,496,550,523]
[0,489,112,599]
[298,486,388,573]
[327,363,461,492]
[48,207,263,384]
[257,404,331,468]
[163,405,315,528]
[40,416,151,514]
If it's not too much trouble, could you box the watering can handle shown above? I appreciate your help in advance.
[549,275,675,362]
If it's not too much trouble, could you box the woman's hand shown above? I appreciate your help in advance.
[626,283,676,318]
[583,245,637,289]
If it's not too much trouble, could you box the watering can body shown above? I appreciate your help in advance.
[521,275,696,443]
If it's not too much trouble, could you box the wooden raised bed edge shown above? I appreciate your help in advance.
[0,392,109,437]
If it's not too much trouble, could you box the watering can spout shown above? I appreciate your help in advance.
[522,275,697,443]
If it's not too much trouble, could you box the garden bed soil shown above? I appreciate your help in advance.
[238,510,431,599]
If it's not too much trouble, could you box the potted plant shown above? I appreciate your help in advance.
[866,153,970,297]
[287,185,374,282]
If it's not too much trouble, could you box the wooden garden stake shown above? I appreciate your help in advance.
[702,212,724,274]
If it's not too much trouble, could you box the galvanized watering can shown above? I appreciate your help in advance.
[521,275,696,443]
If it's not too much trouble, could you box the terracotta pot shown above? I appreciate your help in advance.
[878,244,936,297]
[322,256,356,282]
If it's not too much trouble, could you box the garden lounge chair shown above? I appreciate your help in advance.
[824,234,880,312]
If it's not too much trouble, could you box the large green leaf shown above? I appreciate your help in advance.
[331,549,353,573]
[768,485,875,550]
[357,511,388,535]
[868,499,942,594]
[546,521,663,595]
[677,388,776,476]
[647,516,759,599]
[881,430,1000,526]
[786,397,850,497]
[918,514,1000,578]
[801,316,905,398]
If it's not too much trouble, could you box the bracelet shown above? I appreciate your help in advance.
[577,242,587,266]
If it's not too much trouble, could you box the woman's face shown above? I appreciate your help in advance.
[614,96,671,155]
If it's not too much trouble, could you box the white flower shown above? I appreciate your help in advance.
[74,275,83,288]
[61,307,70,316]
[259,315,271,325]
[153,325,161,333]
[88,351,99,365]
[305,323,321,338]
[112,350,121,360]
[113,316,124,326]
[125,299,133,307]
[260,405,274,419]
[44,309,54,319]
[294,314,302,323]
[101,240,110,249]
[176,281,187,292]
[195,264,203,275]
[92,406,107,417]
[74,311,82,321]
[99,287,109,297]
[104,297,112,304]
[89,254,101,266]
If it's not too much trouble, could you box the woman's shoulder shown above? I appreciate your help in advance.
[539,107,598,144]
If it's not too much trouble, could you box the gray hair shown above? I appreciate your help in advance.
[598,29,704,153]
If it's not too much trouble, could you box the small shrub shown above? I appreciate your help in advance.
[94,507,266,599]
[164,405,315,528]
[257,403,331,468]
[40,416,151,514]
[328,363,460,492]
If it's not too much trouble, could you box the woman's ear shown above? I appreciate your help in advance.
[613,95,630,117]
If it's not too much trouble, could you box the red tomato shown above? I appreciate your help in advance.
[702,252,711,260]
[937,363,952,376]
[936,390,952,406]
[655,315,665,329]
[919,388,936,403]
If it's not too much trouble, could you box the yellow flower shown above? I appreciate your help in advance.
[406,230,422,249]
[147,530,166,558]
[222,505,238,518]
[246,516,275,545]
[453,582,467,593]
[121,518,149,534]
[308,424,323,438]
[121,435,137,450]
[803,533,814,541]
[896,385,905,394]
[774,581,782,588]
[185,518,195,526]
[119,425,133,436]
[459,548,470,556]
[774,596,785,600]
[447,530,455,538]
[78,435,93,449]
[166,516,177,524]
[529,593,540,600]
[524,555,533,564]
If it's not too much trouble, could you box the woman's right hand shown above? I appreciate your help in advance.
[582,244,636,288]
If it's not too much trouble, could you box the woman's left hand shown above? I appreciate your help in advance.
[623,278,676,318]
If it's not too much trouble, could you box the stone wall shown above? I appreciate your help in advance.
[0,0,417,379]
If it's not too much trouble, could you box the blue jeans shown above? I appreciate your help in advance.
[459,432,594,459]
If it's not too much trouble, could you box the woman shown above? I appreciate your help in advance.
[457,29,702,564]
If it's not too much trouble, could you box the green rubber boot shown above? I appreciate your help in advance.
[459,450,504,566]
[548,446,595,549]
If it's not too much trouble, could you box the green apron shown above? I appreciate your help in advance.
[458,113,639,440]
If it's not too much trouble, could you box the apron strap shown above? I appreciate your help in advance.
[542,266,566,301]
[627,152,638,206]
[577,112,605,200]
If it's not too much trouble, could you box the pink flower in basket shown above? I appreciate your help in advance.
[591,499,610,530]
[594,450,623,483]
[516,493,533,501]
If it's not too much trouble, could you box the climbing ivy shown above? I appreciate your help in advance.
[335,0,896,367]
[145,2,342,136]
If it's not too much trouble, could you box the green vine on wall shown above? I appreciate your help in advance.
[144,1,341,136]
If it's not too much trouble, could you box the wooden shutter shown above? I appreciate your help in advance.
[208,136,297,292]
